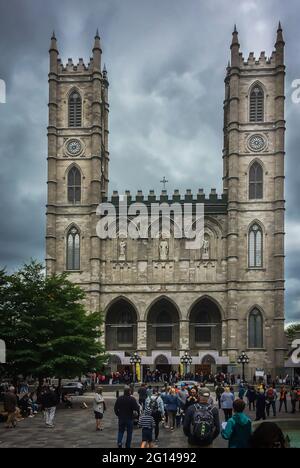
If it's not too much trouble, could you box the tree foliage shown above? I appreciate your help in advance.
[0,261,107,380]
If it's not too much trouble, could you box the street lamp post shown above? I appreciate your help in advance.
[237,351,250,382]
[180,352,193,378]
[130,352,141,383]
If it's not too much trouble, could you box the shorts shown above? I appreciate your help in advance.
[94,411,103,420]
[142,427,153,442]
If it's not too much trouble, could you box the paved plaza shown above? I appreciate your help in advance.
[1,391,299,449]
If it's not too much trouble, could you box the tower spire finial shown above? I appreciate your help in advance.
[95,28,100,39]
[49,30,58,54]
[276,21,284,45]
[231,24,239,45]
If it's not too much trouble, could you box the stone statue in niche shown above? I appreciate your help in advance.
[202,236,210,260]
[159,240,169,261]
[119,239,127,261]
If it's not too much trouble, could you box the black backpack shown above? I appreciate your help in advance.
[190,404,215,443]
[150,396,161,420]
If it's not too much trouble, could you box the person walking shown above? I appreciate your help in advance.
[266,386,277,418]
[40,386,58,428]
[215,383,224,410]
[255,388,266,421]
[220,387,234,422]
[138,407,155,448]
[290,387,298,414]
[145,389,165,443]
[221,399,252,448]
[278,386,288,413]
[165,388,179,431]
[93,387,106,431]
[4,386,17,429]
[138,383,148,410]
[245,386,256,412]
[183,387,220,448]
[114,386,140,449]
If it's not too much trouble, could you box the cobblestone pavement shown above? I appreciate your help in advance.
[0,393,299,448]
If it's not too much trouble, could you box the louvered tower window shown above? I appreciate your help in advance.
[69,91,82,127]
[250,86,264,122]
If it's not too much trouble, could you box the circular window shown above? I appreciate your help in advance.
[248,134,266,152]
[66,139,82,156]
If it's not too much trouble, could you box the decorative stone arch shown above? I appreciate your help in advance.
[147,215,183,239]
[201,354,216,365]
[64,162,84,180]
[105,297,138,351]
[67,87,83,127]
[146,296,181,352]
[145,295,182,321]
[188,295,225,322]
[104,295,140,322]
[154,354,170,366]
[107,354,122,373]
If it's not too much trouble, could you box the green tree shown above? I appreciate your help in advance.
[286,323,300,340]
[0,261,107,383]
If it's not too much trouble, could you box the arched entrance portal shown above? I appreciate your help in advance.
[154,354,171,376]
[147,298,180,352]
[105,299,137,351]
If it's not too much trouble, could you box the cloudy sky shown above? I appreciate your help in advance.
[0,0,299,323]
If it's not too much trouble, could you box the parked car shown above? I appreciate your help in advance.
[176,381,199,389]
[62,382,84,396]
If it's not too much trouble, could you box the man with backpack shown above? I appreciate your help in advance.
[145,389,165,443]
[183,387,220,448]
[265,386,277,418]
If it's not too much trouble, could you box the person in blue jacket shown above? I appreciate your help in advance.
[165,388,179,431]
[221,399,252,448]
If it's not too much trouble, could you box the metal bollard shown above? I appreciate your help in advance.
[116,390,119,398]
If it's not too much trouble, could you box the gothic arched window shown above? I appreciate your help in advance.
[66,227,80,271]
[249,161,263,199]
[250,85,264,122]
[67,166,81,204]
[249,308,263,348]
[249,223,263,268]
[68,91,82,127]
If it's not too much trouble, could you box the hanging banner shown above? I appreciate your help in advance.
[136,363,141,382]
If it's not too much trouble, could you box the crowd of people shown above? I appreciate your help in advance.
[112,382,294,449]
[1,377,299,448]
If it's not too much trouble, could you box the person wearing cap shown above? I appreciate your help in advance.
[183,387,220,448]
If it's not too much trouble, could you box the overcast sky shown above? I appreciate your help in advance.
[0,0,299,323]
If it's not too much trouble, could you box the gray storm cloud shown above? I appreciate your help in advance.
[0,0,299,322]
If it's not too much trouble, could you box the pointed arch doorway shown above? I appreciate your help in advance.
[154,354,171,375]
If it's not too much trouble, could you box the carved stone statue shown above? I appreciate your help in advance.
[119,240,127,261]
[159,240,169,261]
[202,237,210,259]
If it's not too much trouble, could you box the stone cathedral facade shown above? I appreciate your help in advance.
[46,25,287,378]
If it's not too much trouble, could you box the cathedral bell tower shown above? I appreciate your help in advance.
[223,24,286,370]
[46,31,109,313]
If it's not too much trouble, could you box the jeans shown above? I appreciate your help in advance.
[167,411,176,428]
[44,407,56,426]
[117,420,133,448]
[266,401,276,417]
[279,399,287,413]
[223,409,233,422]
